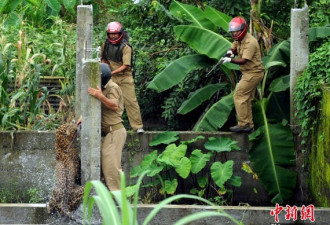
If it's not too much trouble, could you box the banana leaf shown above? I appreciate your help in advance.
[174,25,231,60]
[177,83,227,115]
[249,98,296,204]
[169,0,217,32]
[269,74,290,92]
[147,54,213,92]
[262,40,290,67]
[194,92,234,131]
[204,6,231,32]
[309,26,330,42]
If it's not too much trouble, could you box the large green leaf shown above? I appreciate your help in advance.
[262,40,290,67]
[229,176,242,187]
[130,150,164,177]
[204,6,231,32]
[63,0,76,13]
[149,131,179,146]
[269,74,290,92]
[44,0,61,14]
[0,0,10,14]
[194,92,234,131]
[4,0,21,12]
[160,179,178,195]
[204,136,240,152]
[169,0,217,31]
[174,25,231,60]
[177,83,227,114]
[157,144,187,167]
[309,26,330,42]
[175,157,191,179]
[249,98,296,204]
[180,135,205,145]
[147,54,212,92]
[4,12,20,27]
[210,160,234,188]
[197,175,208,188]
[189,150,212,174]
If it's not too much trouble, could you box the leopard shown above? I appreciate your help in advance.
[47,123,84,216]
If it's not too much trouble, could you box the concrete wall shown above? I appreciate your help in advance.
[0,131,307,205]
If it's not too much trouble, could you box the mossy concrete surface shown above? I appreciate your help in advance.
[310,86,330,207]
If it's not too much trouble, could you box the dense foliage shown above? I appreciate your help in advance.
[295,41,330,145]
[0,17,76,130]
[294,0,329,147]
[0,0,329,133]
[128,132,241,205]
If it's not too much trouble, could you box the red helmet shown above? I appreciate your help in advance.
[228,17,248,41]
[106,22,124,44]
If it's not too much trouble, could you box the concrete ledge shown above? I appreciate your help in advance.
[0,203,47,224]
[1,204,329,225]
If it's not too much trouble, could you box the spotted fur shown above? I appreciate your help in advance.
[47,123,84,216]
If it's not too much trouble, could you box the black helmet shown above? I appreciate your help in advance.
[100,63,111,90]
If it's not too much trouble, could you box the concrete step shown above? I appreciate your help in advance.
[0,203,329,225]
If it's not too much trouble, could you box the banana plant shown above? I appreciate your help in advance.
[145,0,301,204]
[247,42,296,204]
[147,1,238,131]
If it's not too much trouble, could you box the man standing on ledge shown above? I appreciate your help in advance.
[222,16,264,133]
[101,21,144,134]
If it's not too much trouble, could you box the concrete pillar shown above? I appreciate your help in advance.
[290,5,309,132]
[75,5,93,119]
[80,60,101,183]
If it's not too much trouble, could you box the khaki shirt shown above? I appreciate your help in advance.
[101,80,124,130]
[101,43,133,77]
[231,33,264,73]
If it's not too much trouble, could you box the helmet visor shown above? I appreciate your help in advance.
[228,21,245,32]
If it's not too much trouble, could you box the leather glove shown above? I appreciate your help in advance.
[222,57,232,64]
[226,50,234,58]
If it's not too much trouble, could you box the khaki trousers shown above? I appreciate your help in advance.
[101,127,127,191]
[111,75,143,130]
[234,71,264,128]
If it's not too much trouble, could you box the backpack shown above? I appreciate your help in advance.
[102,30,135,78]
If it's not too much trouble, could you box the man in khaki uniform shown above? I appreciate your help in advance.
[101,21,144,134]
[87,63,127,191]
[222,17,264,133]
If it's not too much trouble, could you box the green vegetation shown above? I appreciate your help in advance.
[0,181,43,203]
[0,16,76,130]
[309,87,330,207]
[295,41,330,147]
[128,132,241,205]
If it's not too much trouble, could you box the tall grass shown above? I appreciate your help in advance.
[0,16,76,130]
